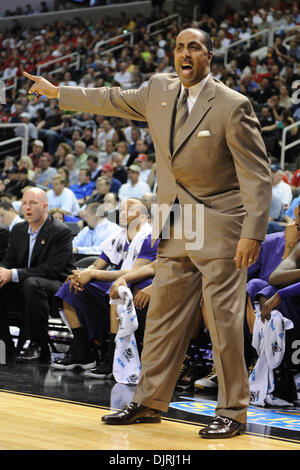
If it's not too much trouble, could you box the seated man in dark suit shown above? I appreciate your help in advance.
[0,187,75,362]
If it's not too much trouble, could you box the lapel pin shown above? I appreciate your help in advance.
[41,239,45,245]
[161,102,167,108]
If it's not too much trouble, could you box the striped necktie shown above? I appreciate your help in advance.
[172,88,189,153]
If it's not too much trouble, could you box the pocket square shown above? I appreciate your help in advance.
[197,130,212,137]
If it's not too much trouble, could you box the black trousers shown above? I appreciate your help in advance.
[0,277,62,345]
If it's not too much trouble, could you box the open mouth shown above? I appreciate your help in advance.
[181,63,193,74]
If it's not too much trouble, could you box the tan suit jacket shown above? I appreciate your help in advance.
[60,74,272,259]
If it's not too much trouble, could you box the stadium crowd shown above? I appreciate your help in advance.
[0,0,299,406]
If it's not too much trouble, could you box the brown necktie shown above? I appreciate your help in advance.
[172,88,189,153]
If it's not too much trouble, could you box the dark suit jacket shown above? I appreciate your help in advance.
[0,222,9,261]
[0,216,75,283]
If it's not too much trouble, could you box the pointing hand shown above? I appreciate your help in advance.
[23,71,59,99]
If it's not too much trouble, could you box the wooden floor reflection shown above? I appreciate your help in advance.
[0,390,299,451]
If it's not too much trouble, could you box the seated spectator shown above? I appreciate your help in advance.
[52,198,158,376]
[74,140,88,169]
[32,155,57,189]
[15,112,38,142]
[82,126,95,148]
[279,84,294,109]
[83,176,111,209]
[268,94,285,122]
[29,140,52,169]
[72,202,121,257]
[13,167,36,200]
[113,61,133,89]
[4,168,21,197]
[118,165,150,201]
[38,105,64,155]
[69,168,95,204]
[86,155,102,183]
[101,163,121,194]
[53,143,72,169]
[97,139,116,167]
[0,157,18,181]
[258,106,277,156]
[18,156,35,181]
[267,194,287,234]
[136,153,151,184]
[91,119,116,153]
[58,71,77,87]
[116,140,130,166]
[47,175,80,216]
[110,152,128,185]
[271,164,293,210]
[64,153,79,186]
[103,192,120,225]
[0,187,74,361]
[0,201,23,231]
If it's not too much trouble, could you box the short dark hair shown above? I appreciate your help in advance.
[178,28,213,54]
[0,201,14,212]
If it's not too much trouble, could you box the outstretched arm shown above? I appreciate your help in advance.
[268,243,300,287]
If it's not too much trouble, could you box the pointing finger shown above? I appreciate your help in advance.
[23,71,38,82]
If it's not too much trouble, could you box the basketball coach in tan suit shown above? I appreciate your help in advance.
[24,27,272,439]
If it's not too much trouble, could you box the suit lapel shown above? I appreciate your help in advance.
[158,79,181,156]
[29,216,51,266]
[172,77,216,158]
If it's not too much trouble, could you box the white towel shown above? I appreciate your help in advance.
[100,222,152,270]
[249,304,294,407]
[110,286,141,384]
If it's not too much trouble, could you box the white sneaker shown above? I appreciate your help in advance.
[194,368,218,390]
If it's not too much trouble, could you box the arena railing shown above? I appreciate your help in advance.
[95,13,182,56]
[223,25,300,66]
[0,124,29,157]
[280,120,300,170]
[37,52,81,77]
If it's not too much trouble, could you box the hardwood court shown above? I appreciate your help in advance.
[0,390,299,451]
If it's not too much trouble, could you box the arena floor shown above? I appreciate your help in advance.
[0,356,299,452]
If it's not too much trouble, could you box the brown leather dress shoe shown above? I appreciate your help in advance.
[199,415,246,439]
[101,402,161,425]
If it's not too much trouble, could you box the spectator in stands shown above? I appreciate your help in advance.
[15,112,38,142]
[87,155,102,183]
[103,192,120,225]
[268,94,285,122]
[271,164,293,210]
[114,61,133,89]
[0,187,74,361]
[118,165,151,201]
[250,76,273,105]
[69,168,95,204]
[18,156,35,181]
[0,156,18,180]
[136,153,151,184]
[58,72,77,87]
[101,163,121,194]
[258,105,277,156]
[279,84,294,109]
[0,201,23,232]
[64,153,79,186]
[4,168,20,197]
[74,140,88,169]
[111,152,128,184]
[52,198,157,376]
[32,155,57,189]
[92,119,116,153]
[116,140,130,166]
[72,202,121,257]
[82,126,94,148]
[47,175,79,216]
[53,142,72,169]
[29,140,50,169]
[38,104,64,155]
[84,176,112,208]
[13,167,36,200]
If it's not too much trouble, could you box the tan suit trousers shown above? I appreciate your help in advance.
[133,220,249,424]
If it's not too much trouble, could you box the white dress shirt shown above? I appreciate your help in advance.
[73,218,122,255]
[47,187,80,216]
[179,73,211,114]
